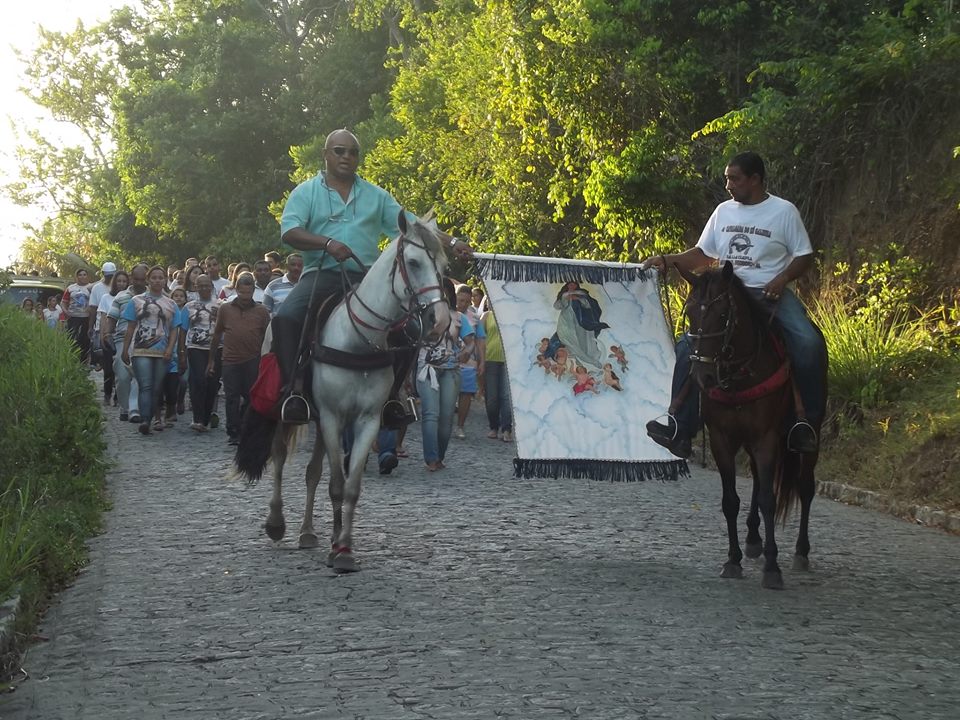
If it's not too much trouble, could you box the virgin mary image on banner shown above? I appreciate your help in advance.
[544,282,610,371]
[476,253,687,482]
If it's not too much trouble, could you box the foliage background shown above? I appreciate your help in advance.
[4,0,957,281]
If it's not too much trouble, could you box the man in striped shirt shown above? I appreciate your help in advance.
[262,253,303,316]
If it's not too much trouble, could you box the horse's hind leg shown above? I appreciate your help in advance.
[298,425,325,549]
[744,457,763,559]
[265,425,294,542]
[792,456,816,571]
[712,435,744,579]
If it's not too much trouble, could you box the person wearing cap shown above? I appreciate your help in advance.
[89,261,117,377]
[89,262,117,339]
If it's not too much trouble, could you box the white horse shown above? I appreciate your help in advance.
[241,213,450,572]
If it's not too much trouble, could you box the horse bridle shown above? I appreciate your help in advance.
[686,288,762,390]
[344,230,448,351]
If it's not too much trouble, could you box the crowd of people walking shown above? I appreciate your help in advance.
[25,253,513,473]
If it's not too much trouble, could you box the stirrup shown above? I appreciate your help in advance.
[787,420,818,453]
[649,412,679,441]
[281,393,311,424]
[381,398,418,430]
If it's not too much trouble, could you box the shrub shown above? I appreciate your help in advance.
[0,306,107,613]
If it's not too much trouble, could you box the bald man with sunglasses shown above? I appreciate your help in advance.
[272,128,473,428]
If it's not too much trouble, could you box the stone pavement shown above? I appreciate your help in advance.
[2,400,960,720]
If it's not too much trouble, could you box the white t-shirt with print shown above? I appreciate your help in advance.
[696,195,813,288]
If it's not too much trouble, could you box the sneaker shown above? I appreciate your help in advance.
[501,430,513,443]
[454,426,466,440]
[129,414,142,424]
[189,422,202,432]
[788,421,819,454]
[138,422,151,435]
[378,453,399,475]
[209,412,219,429]
[486,430,499,439]
[120,412,129,422]
[645,418,692,459]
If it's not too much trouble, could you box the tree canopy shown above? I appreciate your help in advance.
[6,0,959,278]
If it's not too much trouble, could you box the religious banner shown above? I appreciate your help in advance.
[475,253,688,482]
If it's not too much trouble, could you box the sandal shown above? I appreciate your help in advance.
[396,446,409,458]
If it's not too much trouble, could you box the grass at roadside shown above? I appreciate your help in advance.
[819,362,960,512]
[0,306,108,680]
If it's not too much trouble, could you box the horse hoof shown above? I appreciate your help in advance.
[762,570,784,590]
[745,542,764,559]
[333,551,359,574]
[792,555,810,572]
[264,521,286,542]
[298,532,320,549]
[720,562,743,579]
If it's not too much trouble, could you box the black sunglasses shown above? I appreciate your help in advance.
[327,145,359,158]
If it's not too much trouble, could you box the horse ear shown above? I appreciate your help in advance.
[398,210,408,234]
[721,260,734,280]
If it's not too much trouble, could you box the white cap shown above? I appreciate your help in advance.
[101,261,117,274]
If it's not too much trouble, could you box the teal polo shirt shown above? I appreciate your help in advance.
[280,173,417,274]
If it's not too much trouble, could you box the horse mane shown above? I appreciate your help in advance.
[699,265,772,339]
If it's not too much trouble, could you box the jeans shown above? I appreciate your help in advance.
[187,348,221,425]
[132,356,168,423]
[66,317,90,362]
[221,357,260,438]
[671,287,826,436]
[113,354,139,415]
[417,367,460,464]
[102,344,115,400]
[483,360,512,432]
[341,427,396,465]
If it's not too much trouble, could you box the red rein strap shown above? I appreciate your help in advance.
[707,334,790,405]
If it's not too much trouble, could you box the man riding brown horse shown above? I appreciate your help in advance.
[642,151,826,457]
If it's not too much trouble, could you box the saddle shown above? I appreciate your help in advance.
[285,290,417,429]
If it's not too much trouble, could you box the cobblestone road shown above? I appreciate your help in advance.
[3,399,959,720]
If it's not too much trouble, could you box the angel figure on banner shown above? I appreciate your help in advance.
[543,282,610,371]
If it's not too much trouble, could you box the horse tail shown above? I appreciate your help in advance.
[775,454,800,525]
[233,405,278,484]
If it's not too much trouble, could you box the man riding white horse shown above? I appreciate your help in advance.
[269,129,473,466]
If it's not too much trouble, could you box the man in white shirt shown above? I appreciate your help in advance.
[88,261,116,340]
[643,152,825,457]
[204,255,231,296]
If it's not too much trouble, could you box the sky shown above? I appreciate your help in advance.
[0,0,128,268]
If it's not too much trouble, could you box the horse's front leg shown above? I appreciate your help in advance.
[744,456,763,559]
[330,413,380,574]
[319,418,346,568]
[265,424,294,542]
[710,429,744,579]
[754,435,784,590]
[298,424,325,549]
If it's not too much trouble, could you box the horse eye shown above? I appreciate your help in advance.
[407,259,422,270]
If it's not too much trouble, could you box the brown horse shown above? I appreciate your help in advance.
[678,261,826,590]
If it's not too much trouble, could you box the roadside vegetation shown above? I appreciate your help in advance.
[812,252,960,512]
[0,306,108,676]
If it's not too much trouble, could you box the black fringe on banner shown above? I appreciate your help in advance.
[513,458,689,482]
[476,257,649,285]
